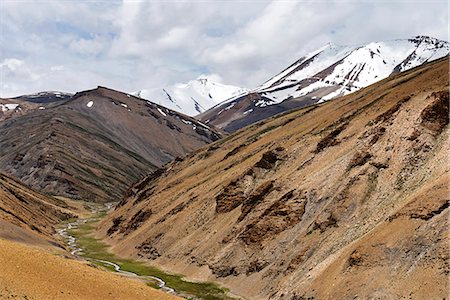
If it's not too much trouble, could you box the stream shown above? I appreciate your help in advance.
[57,218,175,294]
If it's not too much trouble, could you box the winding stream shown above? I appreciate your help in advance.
[57,218,175,294]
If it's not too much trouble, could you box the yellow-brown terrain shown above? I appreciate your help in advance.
[0,238,180,300]
[100,57,449,299]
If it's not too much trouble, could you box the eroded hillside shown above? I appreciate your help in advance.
[0,173,72,247]
[100,58,449,299]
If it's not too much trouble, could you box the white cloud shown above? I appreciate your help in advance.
[197,73,224,83]
[50,65,65,71]
[69,35,110,56]
[1,58,41,82]
[0,0,448,97]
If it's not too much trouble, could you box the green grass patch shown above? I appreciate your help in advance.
[68,217,237,300]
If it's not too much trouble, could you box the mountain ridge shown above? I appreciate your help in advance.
[0,86,224,202]
[200,35,449,132]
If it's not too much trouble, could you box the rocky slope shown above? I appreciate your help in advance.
[0,173,72,246]
[200,36,449,132]
[0,86,223,202]
[0,98,32,121]
[135,76,248,116]
[99,57,449,299]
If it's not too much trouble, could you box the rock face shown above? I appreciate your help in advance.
[99,58,449,299]
[0,86,224,202]
[200,36,449,132]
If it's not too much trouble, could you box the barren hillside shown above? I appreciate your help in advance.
[0,86,223,202]
[99,57,449,299]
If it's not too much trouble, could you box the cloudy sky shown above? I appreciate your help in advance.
[0,0,448,97]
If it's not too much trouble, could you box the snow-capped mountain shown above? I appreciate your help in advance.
[134,76,248,116]
[199,36,449,132]
[255,35,449,105]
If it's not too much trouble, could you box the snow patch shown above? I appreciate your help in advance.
[225,102,236,110]
[0,104,19,111]
[86,101,93,108]
[196,121,210,129]
[157,108,167,116]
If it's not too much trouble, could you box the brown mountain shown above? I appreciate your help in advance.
[0,173,72,247]
[99,57,449,299]
[0,86,223,202]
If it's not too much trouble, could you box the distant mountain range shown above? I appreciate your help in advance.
[199,36,449,132]
[10,91,73,103]
[4,36,446,129]
[134,76,248,116]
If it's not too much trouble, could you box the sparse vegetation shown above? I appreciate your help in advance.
[68,214,236,300]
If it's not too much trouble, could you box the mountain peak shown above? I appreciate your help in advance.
[197,78,208,85]
[409,35,448,46]
[134,79,248,116]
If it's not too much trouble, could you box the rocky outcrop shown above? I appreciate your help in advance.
[420,91,449,134]
[314,123,347,153]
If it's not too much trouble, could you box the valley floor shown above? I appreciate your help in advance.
[62,208,236,300]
